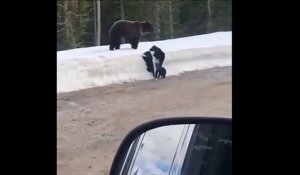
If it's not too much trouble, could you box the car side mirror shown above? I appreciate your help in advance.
[109,117,232,175]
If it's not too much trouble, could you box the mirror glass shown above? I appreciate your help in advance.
[119,123,231,175]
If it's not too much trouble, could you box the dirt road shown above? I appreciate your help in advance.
[57,66,232,175]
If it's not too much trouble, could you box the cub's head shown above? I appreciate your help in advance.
[157,67,166,79]
[149,45,161,52]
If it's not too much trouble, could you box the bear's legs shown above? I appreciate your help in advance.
[130,39,139,49]
[109,37,121,50]
[115,38,121,49]
[109,43,114,50]
[143,56,154,73]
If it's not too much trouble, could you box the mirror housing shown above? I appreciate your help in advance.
[109,117,231,175]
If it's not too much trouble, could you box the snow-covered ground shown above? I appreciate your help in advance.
[57,31,232,93]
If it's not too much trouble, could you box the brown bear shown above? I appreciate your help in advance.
[109,20,154,50]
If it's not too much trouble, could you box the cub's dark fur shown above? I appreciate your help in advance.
[142,45,167,79]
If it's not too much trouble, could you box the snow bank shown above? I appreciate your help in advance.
[57,32,232,93]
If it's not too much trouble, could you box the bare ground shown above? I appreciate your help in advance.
[57,66,232,175]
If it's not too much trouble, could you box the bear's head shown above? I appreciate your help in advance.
[141,21,154,33]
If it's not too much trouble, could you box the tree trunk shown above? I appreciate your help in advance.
[120,0,125,20]
[207,0,212,33]
[154,1,161,40]
[95,0,101,46]
[169,1,174,38]
[208,0,211,17]
[94,0,97,43]
[64,1,69,44]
